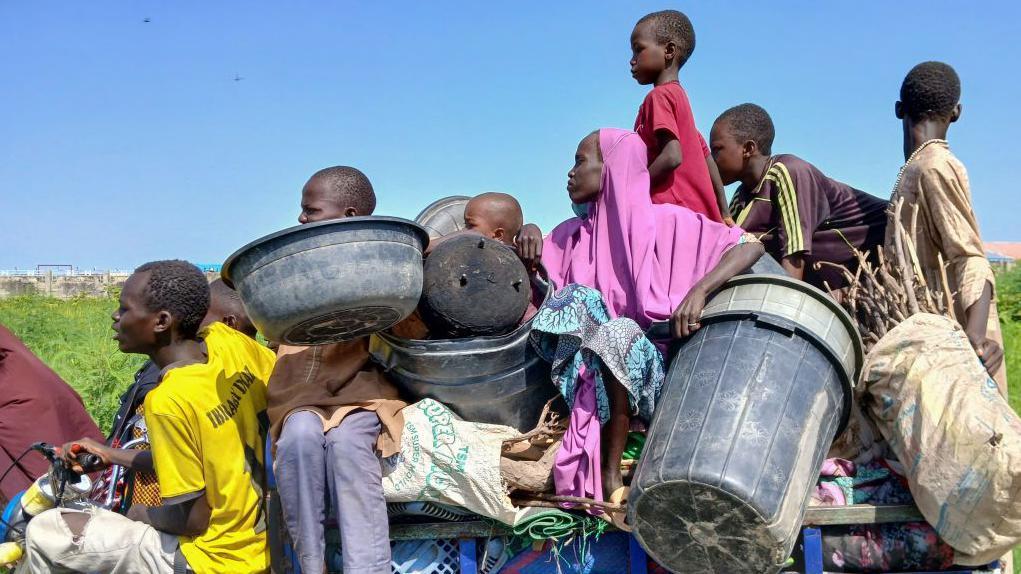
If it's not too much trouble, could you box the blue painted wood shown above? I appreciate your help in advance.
[458,538,478,574]
[803,527,823,574]
[628,534,648,574]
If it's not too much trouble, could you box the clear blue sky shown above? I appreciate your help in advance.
[2,2,1019,269]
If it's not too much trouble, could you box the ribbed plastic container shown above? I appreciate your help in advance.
[629,274,862,574]
[369,275,556,432]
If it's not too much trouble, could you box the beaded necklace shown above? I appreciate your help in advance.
[892,139,947,195]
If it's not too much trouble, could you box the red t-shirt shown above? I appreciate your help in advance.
[634,82,722,222]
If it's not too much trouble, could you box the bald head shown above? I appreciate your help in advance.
[202,278,257,338]
[298,166,376,224]
[464,192,523,245]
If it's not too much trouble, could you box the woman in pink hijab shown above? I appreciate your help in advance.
[525,129,762,521]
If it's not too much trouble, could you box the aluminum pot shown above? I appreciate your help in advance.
[415,195,470,240]
[222,216,429,345]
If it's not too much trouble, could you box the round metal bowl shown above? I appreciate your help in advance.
[415,195,470,240]
[222,216,429,345]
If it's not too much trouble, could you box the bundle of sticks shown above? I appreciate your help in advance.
[817,198,957,350]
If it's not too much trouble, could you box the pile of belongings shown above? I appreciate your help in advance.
[811,201,1021,570]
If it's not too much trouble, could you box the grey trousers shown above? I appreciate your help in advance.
[275,410,390,574]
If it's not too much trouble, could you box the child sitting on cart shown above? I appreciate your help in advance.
[269,166,406,574]
[516,129,763,525]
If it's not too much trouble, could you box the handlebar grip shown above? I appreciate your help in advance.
[70,444,104,472]
[76,452,104,472]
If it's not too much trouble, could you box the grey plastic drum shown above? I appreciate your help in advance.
[222,216,429,345]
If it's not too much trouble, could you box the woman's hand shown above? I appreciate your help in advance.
[61,437,111,472]
[671,287,707,338]
[515,224,543,271]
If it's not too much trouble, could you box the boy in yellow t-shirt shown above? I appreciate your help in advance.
[18,260,274,574]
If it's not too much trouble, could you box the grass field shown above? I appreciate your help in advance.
[0,295,144,434]
[1,277,1020,571]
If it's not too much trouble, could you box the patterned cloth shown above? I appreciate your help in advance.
[814,456,956,571]
[530,284,665,425]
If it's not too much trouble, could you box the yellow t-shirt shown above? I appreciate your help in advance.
[145,323,275,574]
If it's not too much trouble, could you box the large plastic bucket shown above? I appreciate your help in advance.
[629,275,862,574]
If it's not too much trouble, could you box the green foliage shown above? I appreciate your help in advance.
[998,266,1021,323]
[0,295,144,434]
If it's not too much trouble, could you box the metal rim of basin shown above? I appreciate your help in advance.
[415,195,471,239]
[220,215,430,288]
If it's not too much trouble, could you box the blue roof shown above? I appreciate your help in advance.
[194,263,222,272]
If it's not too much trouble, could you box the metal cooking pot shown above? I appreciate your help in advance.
[222,216,429,345]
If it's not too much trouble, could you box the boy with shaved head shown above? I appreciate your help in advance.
[271,165,405,574]
[464,192,524,245]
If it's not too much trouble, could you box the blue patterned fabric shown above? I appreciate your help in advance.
[530,284,665,424]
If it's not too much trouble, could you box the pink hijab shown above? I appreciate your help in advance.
[542,128,744,330]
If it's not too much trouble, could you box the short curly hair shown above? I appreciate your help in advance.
[309,166,376,216]
[134,260,210,339]
[900,61,960,121]
[716,103,775,155]
[637,10,696,67]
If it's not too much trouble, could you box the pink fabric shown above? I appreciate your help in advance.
[546,128,744,504]
[542,128,744,331]
[552,365,603,506]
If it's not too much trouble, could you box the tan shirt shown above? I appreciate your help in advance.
[267,337,406,457]
[887,142,1006,394]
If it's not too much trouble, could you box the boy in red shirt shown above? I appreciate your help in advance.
[631,10,732,224]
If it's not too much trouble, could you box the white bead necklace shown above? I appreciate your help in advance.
[892,139,947,195]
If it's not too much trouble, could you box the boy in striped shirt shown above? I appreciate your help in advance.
[709,103,888,292]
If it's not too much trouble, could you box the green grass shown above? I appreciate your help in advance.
[0,295,144,434]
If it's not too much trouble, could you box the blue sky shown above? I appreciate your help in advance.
[2,2,1019,269]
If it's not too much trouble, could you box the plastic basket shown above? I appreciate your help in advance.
[327,538,460,574]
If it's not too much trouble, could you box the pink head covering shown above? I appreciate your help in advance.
[542,128,744,329]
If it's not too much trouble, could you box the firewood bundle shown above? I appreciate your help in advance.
[820,198,956,351]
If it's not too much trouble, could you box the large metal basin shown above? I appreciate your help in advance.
[368,275,557,432]
[415,195,470,240]
[222,216,429,345]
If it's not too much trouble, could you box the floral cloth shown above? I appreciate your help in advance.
[530,284,665,425]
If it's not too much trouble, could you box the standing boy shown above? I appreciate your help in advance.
[711,103,888,291]
[271,166,406,574]
[630,10,732,224]
[889,62,1005,390]
[18,260,271,574]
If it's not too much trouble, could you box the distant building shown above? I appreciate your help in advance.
[984,242,1021,271]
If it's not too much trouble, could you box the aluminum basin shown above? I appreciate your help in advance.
[222,216,429,345]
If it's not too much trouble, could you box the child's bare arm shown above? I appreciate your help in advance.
[705,155,734,225]
[648,130,682,186]
[964,282,1003,375]
[780,254,806,281]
